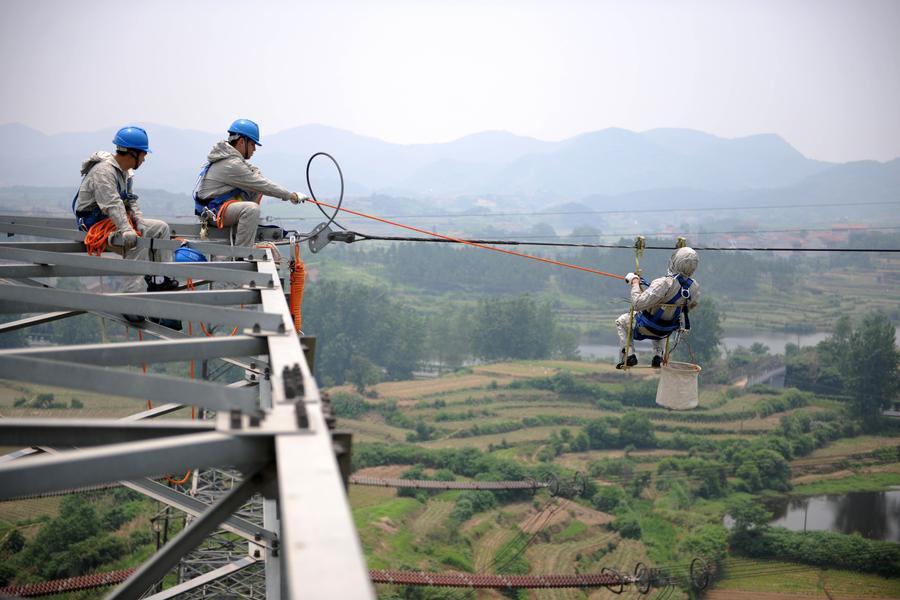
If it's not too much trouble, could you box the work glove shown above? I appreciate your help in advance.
[288,192,309,205]
[121,229,139,250]
[625,272,638,284]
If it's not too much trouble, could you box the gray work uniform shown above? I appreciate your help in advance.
[75,152,171,293]
[616,274,701,359]
[195,141,293,248]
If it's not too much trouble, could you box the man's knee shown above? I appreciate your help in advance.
[141,218,170,239]
[241,203,260,220]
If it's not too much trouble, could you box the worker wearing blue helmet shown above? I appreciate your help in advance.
[193,119,308,247]
[73,126,180,328]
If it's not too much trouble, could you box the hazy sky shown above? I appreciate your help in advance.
[1,0,898,162]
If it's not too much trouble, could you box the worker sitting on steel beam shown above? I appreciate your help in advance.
[193,119,308,248]
[72,125,181,329]
[615,247,700,369]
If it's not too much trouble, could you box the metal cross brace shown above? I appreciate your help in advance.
[0,354,261,415]
[0,245,274,287]
[0,284,284,331]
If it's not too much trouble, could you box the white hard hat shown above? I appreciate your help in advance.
[670,247,699,277]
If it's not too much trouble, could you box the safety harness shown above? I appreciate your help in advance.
[71,168,134,232]
[192,162,242,218]
[633,274,693,341]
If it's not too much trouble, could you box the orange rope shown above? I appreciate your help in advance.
[290,244,306,331]
[305,199,625,280]
[83,216,140,256]
[215,199,242,230]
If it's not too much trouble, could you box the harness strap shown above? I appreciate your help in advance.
[193,162,243,217]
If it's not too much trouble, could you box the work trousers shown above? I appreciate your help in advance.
[615,312,664,358]
[108,218,172,293]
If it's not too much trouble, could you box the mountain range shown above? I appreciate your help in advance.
[0,123,897,214]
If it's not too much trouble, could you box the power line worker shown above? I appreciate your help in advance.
[73,126,181,328]
[193,119,308,248]
[615,247,700,369]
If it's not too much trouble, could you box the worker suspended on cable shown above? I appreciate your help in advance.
[193,119,309,248]
[72,126,181,329]
[615,247,700,369]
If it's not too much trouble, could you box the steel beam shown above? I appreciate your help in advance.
[0,285,283,332]
[254,254,374,598]
[122,478,276,544]
[0,419,215,447]
[0,222,86,241]
[0,402,186,464]
[0,432,272,500]
[0,335,268,366]
[276,435,374,598]
[140,556,259,600]
[0,242,87,252]
[0,245,273,287]
[0,355,261,415]
[93,312,267,374]
[0,261,256,280]
[108,465,267,600]
[0,310,83,333]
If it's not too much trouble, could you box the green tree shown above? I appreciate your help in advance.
[845,312,899,431]
[617,411,656,448]
[346,355,381,393]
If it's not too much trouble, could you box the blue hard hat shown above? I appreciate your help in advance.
[113,126,152,153]
[174,246,208,263]
[227,119,262,146]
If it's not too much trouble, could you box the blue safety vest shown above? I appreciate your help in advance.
[193,163,242,217]
[633,274,693,341]
[71,170,133,232]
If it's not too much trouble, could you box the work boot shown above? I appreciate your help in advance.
[145,275,180,292]
[616,350,638,370]
[651,355,663,368]
[145,276,182,330]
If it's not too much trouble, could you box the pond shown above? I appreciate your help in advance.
[766,489,900,542]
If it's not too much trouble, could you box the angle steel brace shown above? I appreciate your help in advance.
[0,222,272,261]
[0,222,86,241]
[108,464,269,600]
[0,242,86,252]
[97,312,268,374]
[0,245,273,287]
[0,419,215,447]
[0,355,261,415]
[0,285,284,331]
[140,556,259,600]
[0,310,84,333]
[0,335,268,366]
[255,257,375,598]
[0,401,188,465]
[0,289,262,314]
[0,260,256,280]
[0,431,273,500]
[122,478,276,544]
[0,215,285,242]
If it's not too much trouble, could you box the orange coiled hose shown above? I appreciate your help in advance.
[290,244,306,332]
[84,216,140,256]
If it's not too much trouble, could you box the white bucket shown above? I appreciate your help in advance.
[656,361,701,410]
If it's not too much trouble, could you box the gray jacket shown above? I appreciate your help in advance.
[75,152,144,232]
[195,141,292,203]
[631,275,700,318]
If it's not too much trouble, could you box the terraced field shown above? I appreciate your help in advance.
[341,359,900,599]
